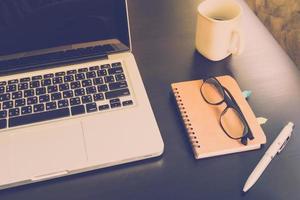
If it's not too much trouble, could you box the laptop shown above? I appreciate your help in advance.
[0,0,164,189]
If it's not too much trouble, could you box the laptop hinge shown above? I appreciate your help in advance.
[0,54,109,76]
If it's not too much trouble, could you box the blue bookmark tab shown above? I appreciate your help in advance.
[242,90,252,99]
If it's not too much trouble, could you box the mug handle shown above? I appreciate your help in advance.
[228,29,244,55]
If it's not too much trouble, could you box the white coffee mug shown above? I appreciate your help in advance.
[195,0,244,61]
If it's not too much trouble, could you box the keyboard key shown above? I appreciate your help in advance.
[39,94,50,103]
[55,71,65,77]
[82,79,92,87]
[104,76,115,83]
[89,66,99,71]
[82,95,92,104]
[47,85,58,93]
[0,86,4,94]
[110,102,121,108]
[70,81,81,89]
[97,84,108,92]
[110,98,121,108]
[115,74,126,81]
[67,69,76,75]
[99,104,109,110]
[9,108,20,117]
[53,77,63,84]
[108,81,128,91]
[86,71,96,79]
[108,67,123,75]
[33,104,45,112]
[97,69,107,76]
[70,97,81,106]
[0,81,7,86]
[63,90,73,98]
[101,64,110,69]
[3,101,13,109]
[44,73,54,79]
[12,91,22,99]
[41,79,52,86]
[86,86,97,94]
[46,102,57,110]
[64,75,74,82]
[93,93,104,101]
[112,62,122,68]
[0,119,7,129]
[8,79,18,84]
[71,105,85,115]
[15,99,26,107]
[74,88,85,96]
[122,100,133,106]
[78,68,88,73]
[20,77,30,82]
[36,87,47,95]
[93,77,103,85]
[75,73,85,81]
[59,83,69,91]
[21,106,32,115]
[30,80,40,88]
[86,103,97,113]
[20,77,30,83]
[0,93,10,102]
[0,110,7,118]
[9,108,70,128]
[105,89,130,99]
[111,62,122,68]
[6,84,17,92]
[27,97,38,105]
[32,75,42,80]
[51,92,62,101]
[18,82,29,90]
[58,99,69,108]
[110,98,120,104]
[24,89,34,97]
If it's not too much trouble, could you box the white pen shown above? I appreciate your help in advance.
[243,122,295,192]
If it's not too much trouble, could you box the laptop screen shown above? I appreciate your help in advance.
[0,0,130,58]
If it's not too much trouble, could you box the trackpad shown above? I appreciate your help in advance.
[3,120,87,182]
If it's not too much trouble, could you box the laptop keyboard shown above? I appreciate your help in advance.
[0,62,134,130]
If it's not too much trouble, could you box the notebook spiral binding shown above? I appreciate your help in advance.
[173,87,200,148]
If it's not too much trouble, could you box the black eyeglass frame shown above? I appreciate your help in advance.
[200,77,254,145]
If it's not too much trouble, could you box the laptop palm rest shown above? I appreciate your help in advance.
[0,120,87,185]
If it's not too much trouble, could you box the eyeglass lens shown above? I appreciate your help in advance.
[201,78,224,104]
[220,107,245,139]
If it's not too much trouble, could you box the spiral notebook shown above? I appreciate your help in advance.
[171,75,266,159]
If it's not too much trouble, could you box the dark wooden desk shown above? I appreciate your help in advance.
[1,0,300,199]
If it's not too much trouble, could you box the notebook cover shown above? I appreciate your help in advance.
[171,75,266,159]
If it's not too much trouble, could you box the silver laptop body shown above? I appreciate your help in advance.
[0,0,164,189]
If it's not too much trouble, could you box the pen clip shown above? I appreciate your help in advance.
[278,136,291,154]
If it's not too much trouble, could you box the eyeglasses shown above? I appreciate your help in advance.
[200,77,254,145]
